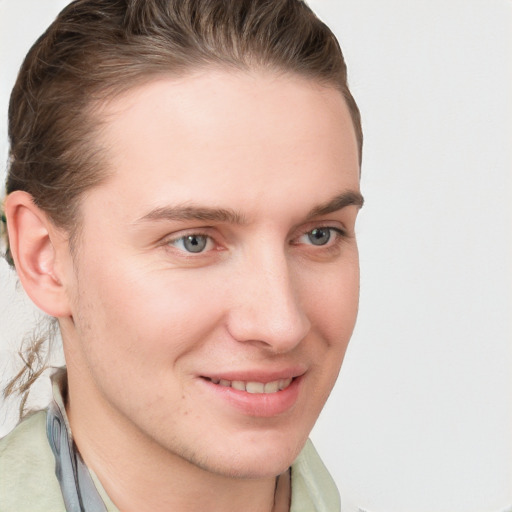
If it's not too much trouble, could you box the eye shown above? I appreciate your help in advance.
[307,227,332,246]
[299,227,343,246]
[170,234,212,253]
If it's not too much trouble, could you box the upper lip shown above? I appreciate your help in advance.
[200,366,307,383]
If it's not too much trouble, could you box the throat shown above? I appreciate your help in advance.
[272,469,292,512]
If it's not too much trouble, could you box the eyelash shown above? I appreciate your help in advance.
[164,225,348,256]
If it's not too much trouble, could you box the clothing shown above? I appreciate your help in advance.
[0,370,352,512]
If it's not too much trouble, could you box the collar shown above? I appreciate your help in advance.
[46,369,109,512]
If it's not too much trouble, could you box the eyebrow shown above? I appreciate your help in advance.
[306,190,364,218]
[135,205,247,225]
[135,190,364,225]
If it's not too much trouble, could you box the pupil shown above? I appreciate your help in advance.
[308,228,330,246]
[184,235,207,253]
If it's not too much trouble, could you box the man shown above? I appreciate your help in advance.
[0,1,363,510]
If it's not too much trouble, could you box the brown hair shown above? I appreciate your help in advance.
[2,0,362,412]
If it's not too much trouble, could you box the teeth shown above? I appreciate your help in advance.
[279,378,292,390]
[231,380,245,391]
[264,381,280,393]
[208,377,293,394]
[246,382,265,394]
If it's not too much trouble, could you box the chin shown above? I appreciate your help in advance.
[190,431,309,479]
[206,455,295,480]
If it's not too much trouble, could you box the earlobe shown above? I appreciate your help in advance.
[4,191,72,318]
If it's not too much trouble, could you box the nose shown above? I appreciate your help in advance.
[226,245,311,353]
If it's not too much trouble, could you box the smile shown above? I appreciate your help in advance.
[206,377,293,394]
[200,373,303,417]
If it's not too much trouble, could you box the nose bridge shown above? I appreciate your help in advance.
[227,241,310,351]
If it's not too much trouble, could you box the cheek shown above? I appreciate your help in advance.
[70,263,229,422]
[300,255,360,344]
[74,260,227,362]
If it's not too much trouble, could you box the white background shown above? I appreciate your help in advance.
[1,1,511,512]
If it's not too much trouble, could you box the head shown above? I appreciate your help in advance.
[3,0,363,479]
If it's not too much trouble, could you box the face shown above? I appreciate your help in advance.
[60,69,362,479]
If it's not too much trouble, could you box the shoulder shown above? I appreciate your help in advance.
[291,439,358,512]
[0,410,66,512]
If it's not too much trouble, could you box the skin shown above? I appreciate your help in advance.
[6,69,362,511]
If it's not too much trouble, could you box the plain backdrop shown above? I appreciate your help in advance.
[0,1,511,512]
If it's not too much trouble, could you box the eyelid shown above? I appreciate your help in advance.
[299,226,345,241]
[161,225,213,242]
[292,220,348,239]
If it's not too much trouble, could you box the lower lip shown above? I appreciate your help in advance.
[200,376,302,418]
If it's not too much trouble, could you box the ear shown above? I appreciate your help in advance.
[4,191,73,318]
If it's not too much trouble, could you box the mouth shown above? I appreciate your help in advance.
[203,377,294,394]
[199,373,303,417]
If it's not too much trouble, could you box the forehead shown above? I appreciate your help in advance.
[88,69,360,219]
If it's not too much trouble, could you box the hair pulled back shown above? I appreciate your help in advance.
[2,0,362,266]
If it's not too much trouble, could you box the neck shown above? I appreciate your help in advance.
[64,367,286,512]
